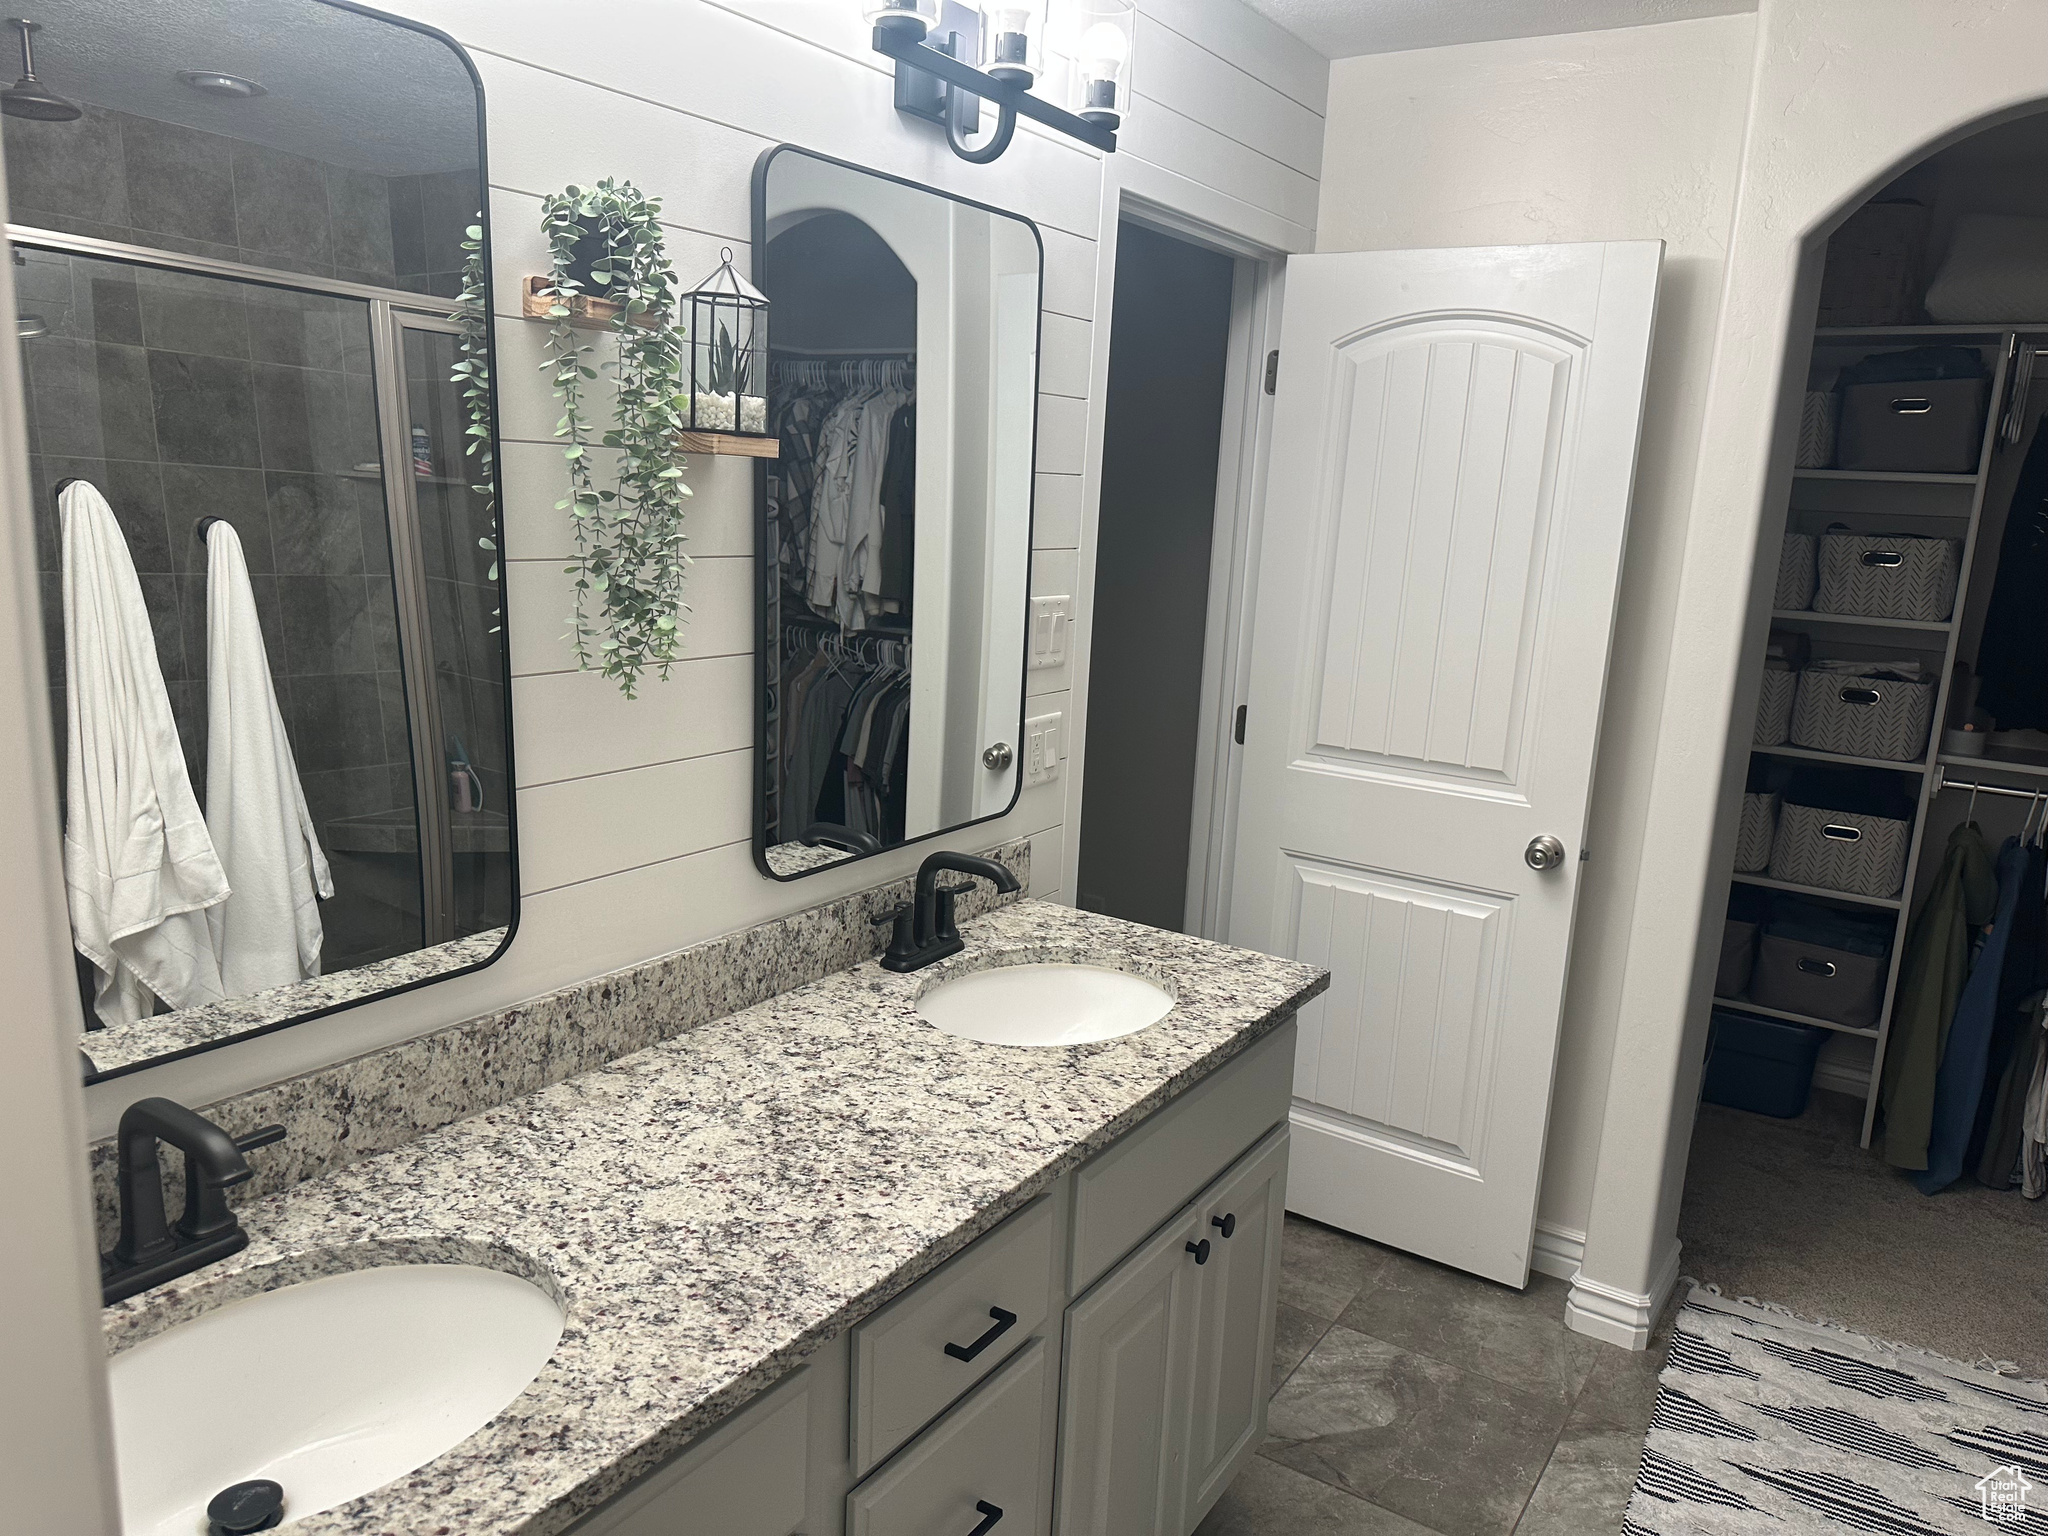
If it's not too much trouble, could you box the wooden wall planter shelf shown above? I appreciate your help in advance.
[519,278,778,460]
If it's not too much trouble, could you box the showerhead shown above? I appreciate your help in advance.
[2,20,80,122]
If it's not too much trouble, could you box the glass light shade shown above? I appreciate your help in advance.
[863,0,936,37]
[1062,0,1132,125]
[981,0,1045,84]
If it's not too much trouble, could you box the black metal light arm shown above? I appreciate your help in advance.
[871,23,1117,155]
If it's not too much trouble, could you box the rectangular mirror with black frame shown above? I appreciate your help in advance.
[4,0,514,1079]
[753,145,1040,880]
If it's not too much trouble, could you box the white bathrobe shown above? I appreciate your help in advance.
[204,520,332,995]
[60,480,229,1026]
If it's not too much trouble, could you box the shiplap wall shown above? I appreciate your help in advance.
[69,0,1326,1135]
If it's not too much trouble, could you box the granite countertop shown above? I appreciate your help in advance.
[105,900,1326,1536]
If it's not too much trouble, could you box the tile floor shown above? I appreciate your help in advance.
[1196,1216,1668,1536]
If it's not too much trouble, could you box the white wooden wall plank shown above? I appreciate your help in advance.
[1115,150,1316,256]
[520,748,753,892]
[505,554,752,677]
[1122,90,1320,232]
[498,441,753,565]
[1130,13,1326,177]
[510,654,754,786]
[1137,0,1329,116]
[1032,473,1084,550]
[1028,548,1080,700]
[1039,227,1098,321]
[1037,395,1089,474]
[1039,312,1092,400]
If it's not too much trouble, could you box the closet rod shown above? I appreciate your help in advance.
[1933,769,2048,802]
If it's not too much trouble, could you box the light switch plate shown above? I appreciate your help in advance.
[1029,596,1071,670]
[1024,710,1063,786]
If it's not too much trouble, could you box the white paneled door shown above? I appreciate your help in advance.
[1229,243,1661,1286]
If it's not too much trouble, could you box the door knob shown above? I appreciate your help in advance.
[982,741,1013,771]
[1524,835,1566,872]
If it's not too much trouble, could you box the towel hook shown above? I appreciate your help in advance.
[194,516,224,540]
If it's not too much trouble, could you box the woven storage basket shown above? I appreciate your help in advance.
[1755,668,1797,747]
[1795,393,1836,469]
[1774,533,1817,611]
[1749,934,1886,1028]
[1735,792,1779,873]
[1814,532,1959,621]
[1788,668,1935,762]
[1768,802,1911,898]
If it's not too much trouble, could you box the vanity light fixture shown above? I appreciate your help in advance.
[1065,0,1133,129]
[864,0,1116,163]
[177,69,267,99]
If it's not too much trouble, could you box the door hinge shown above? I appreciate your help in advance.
[1264,350,1279,395]
[1233,704,1247,745]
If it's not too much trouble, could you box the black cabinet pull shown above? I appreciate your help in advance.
[1211,1212,1236,1239]
[1186,1239,1210,1265]
[969,1500,1004,1534]
[944,1306,1018,1362]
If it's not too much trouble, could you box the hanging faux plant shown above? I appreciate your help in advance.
[451,219,500,632]
[539,179,692,698]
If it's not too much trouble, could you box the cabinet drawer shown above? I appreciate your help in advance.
[566,1366,809,1536]
[849,1340,1051,1536]
[853,1194,1057,1475]
[1069,1021,1294,1294]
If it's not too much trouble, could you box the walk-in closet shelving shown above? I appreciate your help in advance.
[1717,324,2026,1147]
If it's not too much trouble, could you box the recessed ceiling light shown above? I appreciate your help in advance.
[177,69,265,99]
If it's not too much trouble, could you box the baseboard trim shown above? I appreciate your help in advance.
[1530,1220,1586,1282]
[1565,1239,1683,1351]
[1812,1057,1873,1099]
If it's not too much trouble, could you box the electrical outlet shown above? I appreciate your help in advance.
[1024,710,1062,786]
[1029,595,1071,670]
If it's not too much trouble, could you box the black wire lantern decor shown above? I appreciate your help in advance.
[683,246,770,437]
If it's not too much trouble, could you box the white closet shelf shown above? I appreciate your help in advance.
[1814,324,2026,339]
[1769,609,1955,633]
[1731,872,1904,909]
[1711,996,1880,1038]
[1793,468,1979,485]
[1936,753,2048,779]
[1755,743,1927,773]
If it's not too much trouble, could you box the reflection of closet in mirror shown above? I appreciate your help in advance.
[20,239,511,1028]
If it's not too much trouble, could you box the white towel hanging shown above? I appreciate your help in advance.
[204,518,333,996]
[59,480,229,1025]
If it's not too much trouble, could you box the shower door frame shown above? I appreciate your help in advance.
[10,222,481,948]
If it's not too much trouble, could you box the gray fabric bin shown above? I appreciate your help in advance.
[1774,533,1816,611]
[1717,920,1759,999]
[1789,668,1935,762]
[1835,375,1986,473]
[1814,532,1960,621]
[1755,668,1797,747]
[1749,933,1886,1028]
[1768,802,1912,898]
[1735,793,1779,873]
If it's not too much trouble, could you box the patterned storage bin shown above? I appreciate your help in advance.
[1735,792,1779,873]
[1795,393,1836,469]
[1788,668,1935,762]
[1774,533,1817,611]
[1768,802,1912,898]
[1755,668,1797,747]
[1814,532,1960,621]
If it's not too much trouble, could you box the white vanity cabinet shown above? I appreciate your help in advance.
[566,1022,1295,1536]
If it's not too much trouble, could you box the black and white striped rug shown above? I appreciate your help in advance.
[1625,1288,2048,1534]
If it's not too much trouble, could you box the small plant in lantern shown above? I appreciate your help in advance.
[681,247,769,437]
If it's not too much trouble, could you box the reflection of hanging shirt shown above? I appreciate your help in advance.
[878,404,916,610]
[806,394,867,612]
[845,390,901,620]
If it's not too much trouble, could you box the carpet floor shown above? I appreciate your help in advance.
[1679,1089,2048,1379]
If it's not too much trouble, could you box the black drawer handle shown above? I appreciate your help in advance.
[969,1501,1004,1535]
[944,1307,1017,1362]
[1186,1239,1211,1265]
[1211,1213,1236,1238]
[1795,957,1838,977]
[1886,399,1931,416]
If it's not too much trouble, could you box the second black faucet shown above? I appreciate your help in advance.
[875,851,1022,972]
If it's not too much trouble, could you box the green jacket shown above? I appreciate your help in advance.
[1881,821,1997,1170]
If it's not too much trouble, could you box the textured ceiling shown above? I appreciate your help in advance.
[10,0,477,175]
[1239,0,1757,59]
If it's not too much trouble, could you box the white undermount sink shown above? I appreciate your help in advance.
[110,1262,563,1536]
[915,962,1174,1047]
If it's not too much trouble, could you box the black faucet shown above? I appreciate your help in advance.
[875,851,1023,972]
[101,1098,284,1306]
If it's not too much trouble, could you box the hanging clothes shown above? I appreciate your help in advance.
[2023,993,2048,1199]
[203,520,333,997]
[1881,821,1997,1170]
[1916,836,2046,1194]
[59,480,229,1026]
[1978,985,2048,1188]
[877,403,916,610]
[1977,417,2048,731]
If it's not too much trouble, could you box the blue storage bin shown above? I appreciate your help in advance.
[1701,1008,1828,1118]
